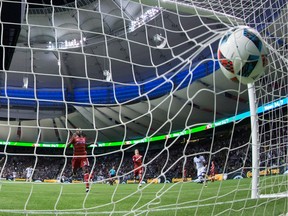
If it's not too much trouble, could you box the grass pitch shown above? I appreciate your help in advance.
[0,176,287,216]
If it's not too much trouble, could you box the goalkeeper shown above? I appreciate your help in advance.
[67,128,94,192]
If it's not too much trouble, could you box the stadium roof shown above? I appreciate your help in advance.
[0,0,286,143]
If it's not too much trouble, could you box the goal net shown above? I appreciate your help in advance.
[0,0,287,215]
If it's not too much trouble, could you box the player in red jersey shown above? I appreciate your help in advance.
[210,160,215,182]
[183,168,187,182]
[67,128,93,192]
[132,149,143,186]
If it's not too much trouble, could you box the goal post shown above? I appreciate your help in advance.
[249,81,288,199]
[248,82,260,199]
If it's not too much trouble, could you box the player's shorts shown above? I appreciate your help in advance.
[134,166,143,176]
[110,174,116,178]
[72,157,89,170]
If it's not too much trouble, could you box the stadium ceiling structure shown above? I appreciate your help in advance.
[0,0,286,143]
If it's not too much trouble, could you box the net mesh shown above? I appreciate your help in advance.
[0,0,287,215]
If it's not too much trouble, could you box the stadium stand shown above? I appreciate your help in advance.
[1,116,287,183]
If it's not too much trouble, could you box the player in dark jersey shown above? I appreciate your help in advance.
[109,166,116,186]
[132,149,143,186]
[67,128,93,192]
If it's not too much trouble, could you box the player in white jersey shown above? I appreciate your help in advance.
[26,167,33,182]
[12,171,17,181]
[193,155,207,185]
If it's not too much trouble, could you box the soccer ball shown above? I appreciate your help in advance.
[217,26,268,84]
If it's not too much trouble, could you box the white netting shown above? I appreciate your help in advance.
[0,0,287,215]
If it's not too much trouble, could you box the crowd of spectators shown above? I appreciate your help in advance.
[0,122,287,182]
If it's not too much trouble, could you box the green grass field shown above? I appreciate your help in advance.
[0,176,287,216]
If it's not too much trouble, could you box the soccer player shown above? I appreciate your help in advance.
[183,167,187,182]
[12,171,17,181]
[132,149,143,186]
[193,155,207,186]
[210,160,216,182]
[67,128,93,192]
[26,166,33,182]
[109,166,116,186]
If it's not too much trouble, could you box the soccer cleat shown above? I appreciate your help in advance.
[86,188,89,193]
